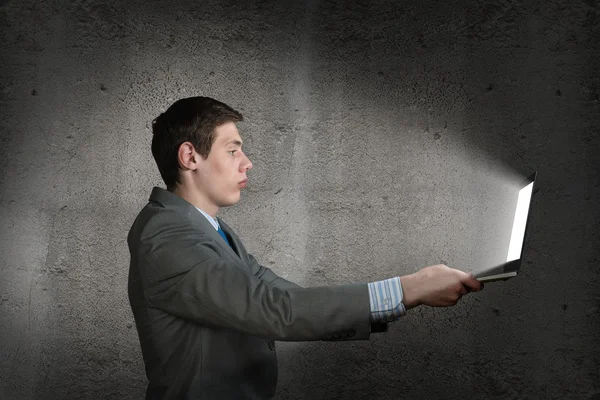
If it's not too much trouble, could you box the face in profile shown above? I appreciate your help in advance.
[193,122,253,208]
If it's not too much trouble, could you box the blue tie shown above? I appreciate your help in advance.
[217,226,232,248]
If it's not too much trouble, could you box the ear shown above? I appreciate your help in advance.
[177,141,200,171]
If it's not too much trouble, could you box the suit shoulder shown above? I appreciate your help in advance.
[128,203,197,245]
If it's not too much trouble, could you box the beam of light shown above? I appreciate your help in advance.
[505,181,534,262]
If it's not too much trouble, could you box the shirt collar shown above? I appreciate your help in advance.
[193,206,219,231]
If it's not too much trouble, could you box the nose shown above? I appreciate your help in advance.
[241,152,252,172]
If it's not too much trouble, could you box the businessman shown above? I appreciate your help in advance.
[127,96,483,399]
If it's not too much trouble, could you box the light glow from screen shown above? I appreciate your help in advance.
[506,181,534,262]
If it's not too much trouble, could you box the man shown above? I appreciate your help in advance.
[127,96,482,399]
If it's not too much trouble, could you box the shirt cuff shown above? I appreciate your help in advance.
[367,277,407,323]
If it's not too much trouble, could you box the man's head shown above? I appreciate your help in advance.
[151,97,252,214]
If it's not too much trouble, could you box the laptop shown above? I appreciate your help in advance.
[474,172,537,283]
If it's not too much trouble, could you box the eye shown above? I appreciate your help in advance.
[228,150,237,156]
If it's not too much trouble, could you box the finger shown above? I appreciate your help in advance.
[457,271,483,292]
[466,271,484,291]
[453,292,463,305]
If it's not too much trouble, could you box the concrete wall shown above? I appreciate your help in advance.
[1,0,598,398]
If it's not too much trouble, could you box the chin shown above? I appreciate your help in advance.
[222,193,241,207]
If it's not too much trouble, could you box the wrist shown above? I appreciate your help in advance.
[400,274,420,310]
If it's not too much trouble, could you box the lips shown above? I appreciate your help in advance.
[238,179,248,188]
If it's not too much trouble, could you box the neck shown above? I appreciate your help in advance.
[173,185,219,219]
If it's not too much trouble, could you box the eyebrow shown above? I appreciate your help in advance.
[226,139,243,147]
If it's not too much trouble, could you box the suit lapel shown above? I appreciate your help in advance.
[189,209,242,263]
[217,219,243,258]
[148,187,244,265]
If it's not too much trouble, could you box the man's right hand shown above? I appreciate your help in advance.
[400,264,482,309]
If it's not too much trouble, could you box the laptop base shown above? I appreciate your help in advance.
[476,271,518,283]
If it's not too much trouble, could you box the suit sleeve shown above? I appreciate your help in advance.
[246,253,303,290]
[246,244,390,335]
[137,210,371,341]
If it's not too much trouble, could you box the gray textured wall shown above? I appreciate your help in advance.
[1,0,599,399]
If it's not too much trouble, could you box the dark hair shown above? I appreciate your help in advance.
[151,96,243,191]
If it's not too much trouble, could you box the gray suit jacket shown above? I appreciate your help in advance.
[127,187,386,399]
